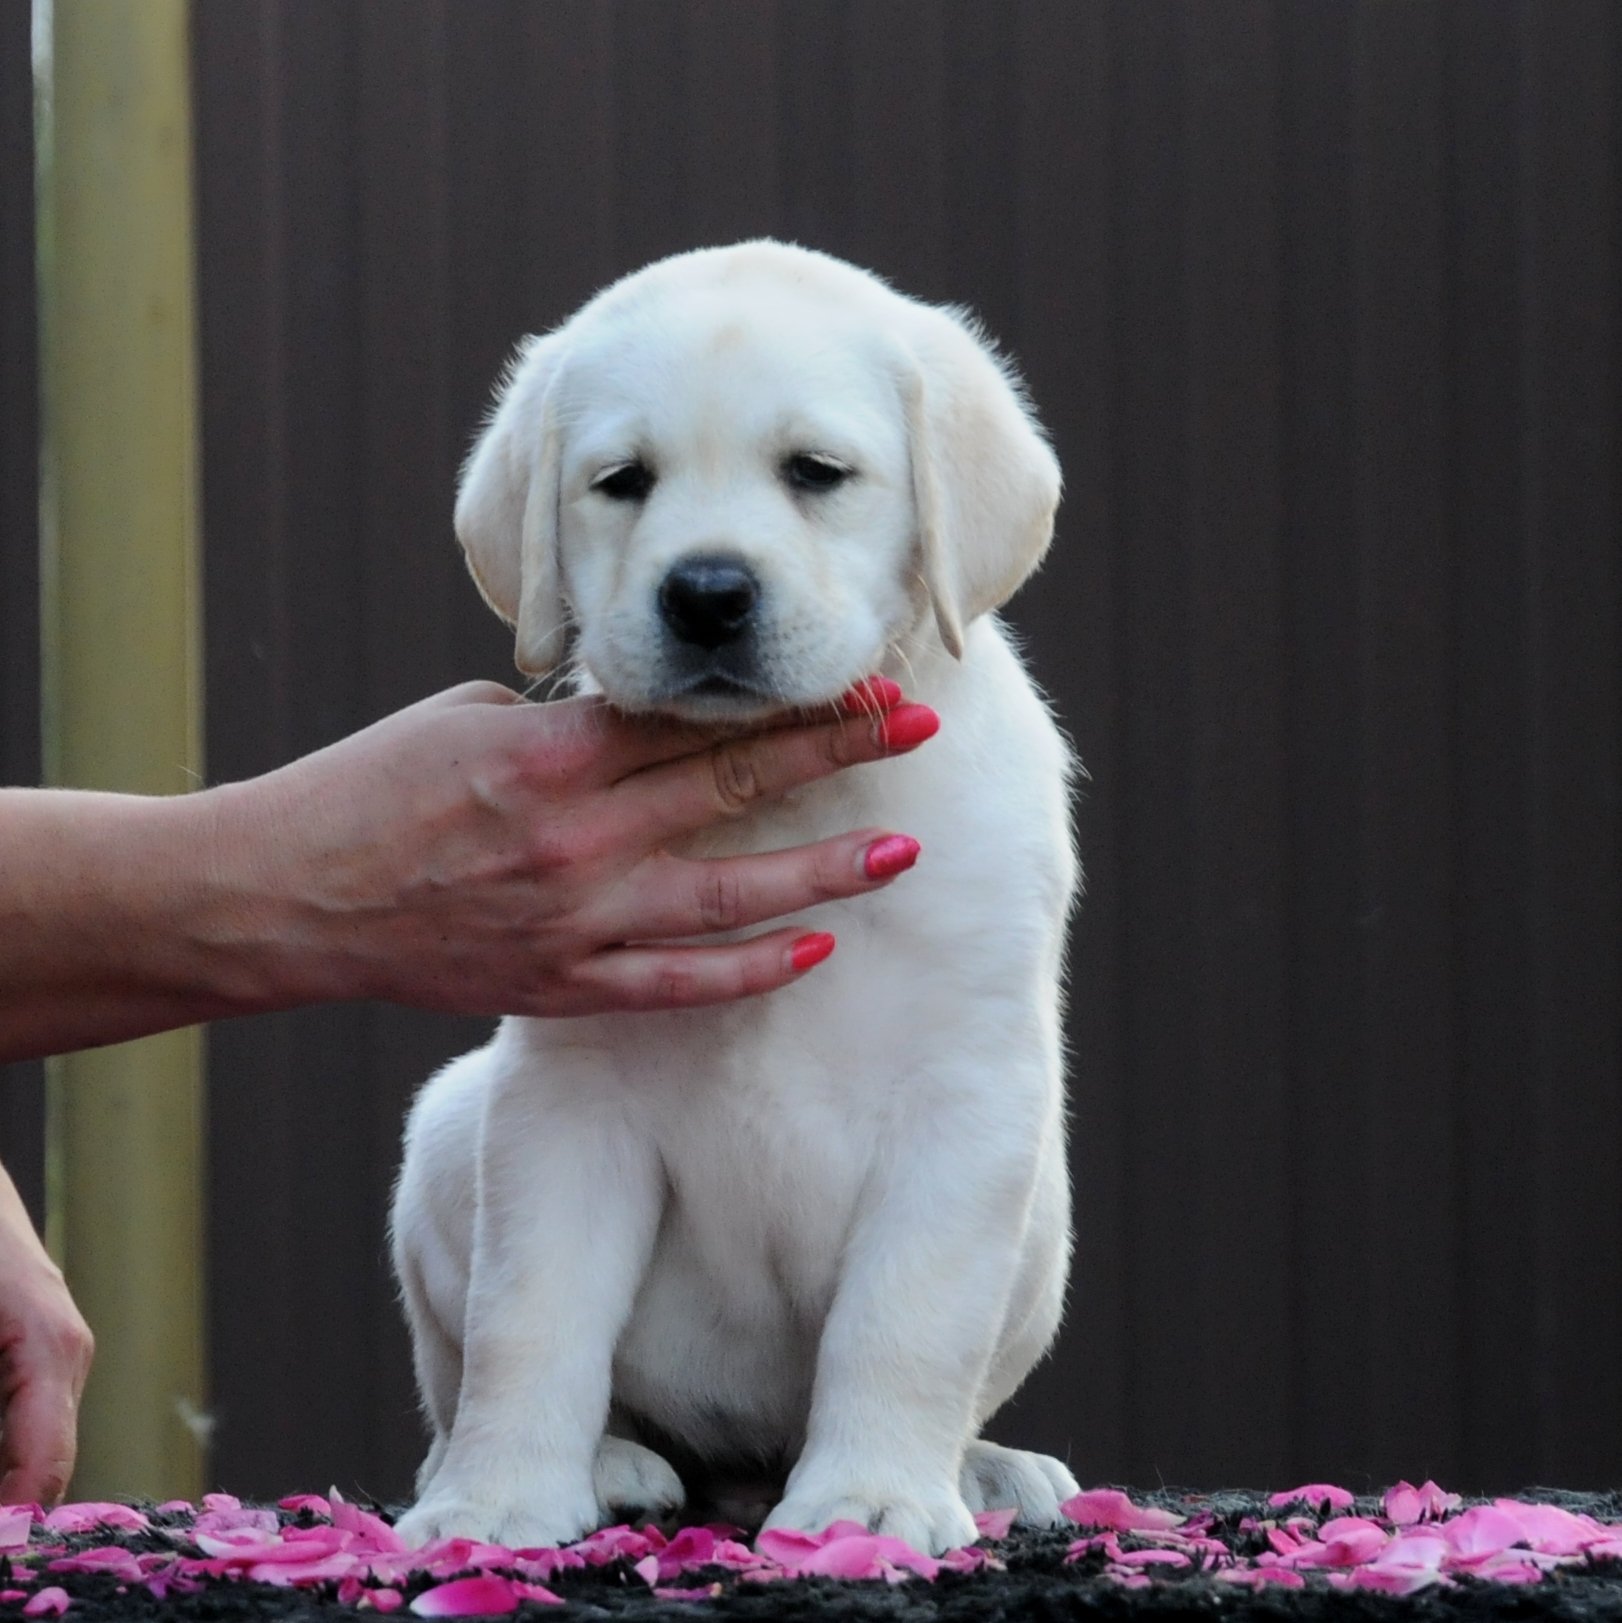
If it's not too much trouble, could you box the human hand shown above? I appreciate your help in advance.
[204,677,937,1017]
[0,1167,93,1506]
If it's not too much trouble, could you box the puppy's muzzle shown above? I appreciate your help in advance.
[659,554,759,650]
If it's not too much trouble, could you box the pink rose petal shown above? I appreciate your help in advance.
[370,1589,405,1613]
[654,1585,718,1601]
[570,1524,659,1566]
[1215,1565,1306,1590]
[0,1591,27,1604]
[1490,1498,1608,1555]
[753,1525,825,1566]
[1114,1548,1191,1568]
[973,1507,1016,1541]
[510,1549,585,1582]
[1267,1482,1355,1513]
[330,1493,407,1554]
[410,1574,520,1616]
[22,1588,70,1618]
[42,1503,148,1535]
[1104,1568,1151,1589]
[1062,1489,1184,1532]
[940,1545,999,1575]
[277,1493,332,1517]
[1470,1554,1547,1584]
[194,1505,281,1541]
[787,1531,939,1581]
[249,1552,363,1587]
[201,1493,242,1513]
[1441,1504,1528,1563]
[47,1548,145,1582]
[1348,1565,1449,1595]
[0,1507,31,1550]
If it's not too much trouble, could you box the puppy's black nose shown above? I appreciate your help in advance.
[659,555,759,648]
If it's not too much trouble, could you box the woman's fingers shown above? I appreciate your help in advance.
[588,830,921,942]
[601,703,940,847]
[0,1316,89,1507]
[563,927,840,1014]
[538,675,911,786]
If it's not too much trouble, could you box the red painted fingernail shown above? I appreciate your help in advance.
[839,675,904,715]
[863,834,921,880]
[790,932,836,973]
[877,703,940,751]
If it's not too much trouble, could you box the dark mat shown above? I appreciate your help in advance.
[7,1488,1622,1620]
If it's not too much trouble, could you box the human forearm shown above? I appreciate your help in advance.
[0,682,935,1061]
[0,786,286,1062]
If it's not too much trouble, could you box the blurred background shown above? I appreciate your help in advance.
[1,0,1618,1505]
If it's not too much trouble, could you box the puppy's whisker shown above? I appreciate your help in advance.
[888,639,920,694]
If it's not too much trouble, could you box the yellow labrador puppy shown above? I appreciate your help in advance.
[391,242,1078,1555]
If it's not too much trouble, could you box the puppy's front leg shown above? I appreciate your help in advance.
[395,1062,662,1549]
[764,1108,1047,1555]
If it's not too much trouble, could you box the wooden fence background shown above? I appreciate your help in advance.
[3,0,1620,1503]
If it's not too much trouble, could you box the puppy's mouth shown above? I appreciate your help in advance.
[652,667,792,723]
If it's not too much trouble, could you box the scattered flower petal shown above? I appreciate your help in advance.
[1268,1482,1355,1513]
[1062,1488,1185,1532]
[409,1574,520,1616]
[41,1504,148,1535]
[47,1548,145,1582]
[973,1506,1016,1541]
[0,1508,32,1551]
[22,1587,70,1617]
[277,1493,332,1517]
[1114,1548,1191,1568]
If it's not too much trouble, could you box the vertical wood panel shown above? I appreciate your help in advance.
[1518,0,1621,1484]
[1447,0,1538,1489]
[847,1,946,297]
[1180,0,1290,1484]
[684,0,780,244]
[195,0,383,1496]
[1278,0,1369,1488]
[1351,0,1461,1479]
[1000,0,1119,1478]
[1107,0,1199,1482]
[352,0,461,1490]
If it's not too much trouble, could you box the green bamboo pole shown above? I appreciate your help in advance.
[38,0,207,1500]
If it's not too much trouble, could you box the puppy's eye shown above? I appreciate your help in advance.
[592,461,655,501]
[784,453,853,493]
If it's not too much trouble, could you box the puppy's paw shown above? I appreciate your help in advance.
[393,1475,598,1551]
[594,1434,686,1522]
[763,1482,978,1557]
[959,1439,1079,1528]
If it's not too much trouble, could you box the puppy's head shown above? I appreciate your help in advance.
[456,242,1060,720]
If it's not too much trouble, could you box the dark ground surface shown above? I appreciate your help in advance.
[10,1491,1622,1621]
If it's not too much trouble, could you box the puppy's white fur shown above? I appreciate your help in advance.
[391,242,1079,1555]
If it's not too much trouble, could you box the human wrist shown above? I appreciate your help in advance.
[163,775,355,1015]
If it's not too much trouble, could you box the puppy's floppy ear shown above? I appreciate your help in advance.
[454,332,570,677]
[898,309,1062,658]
